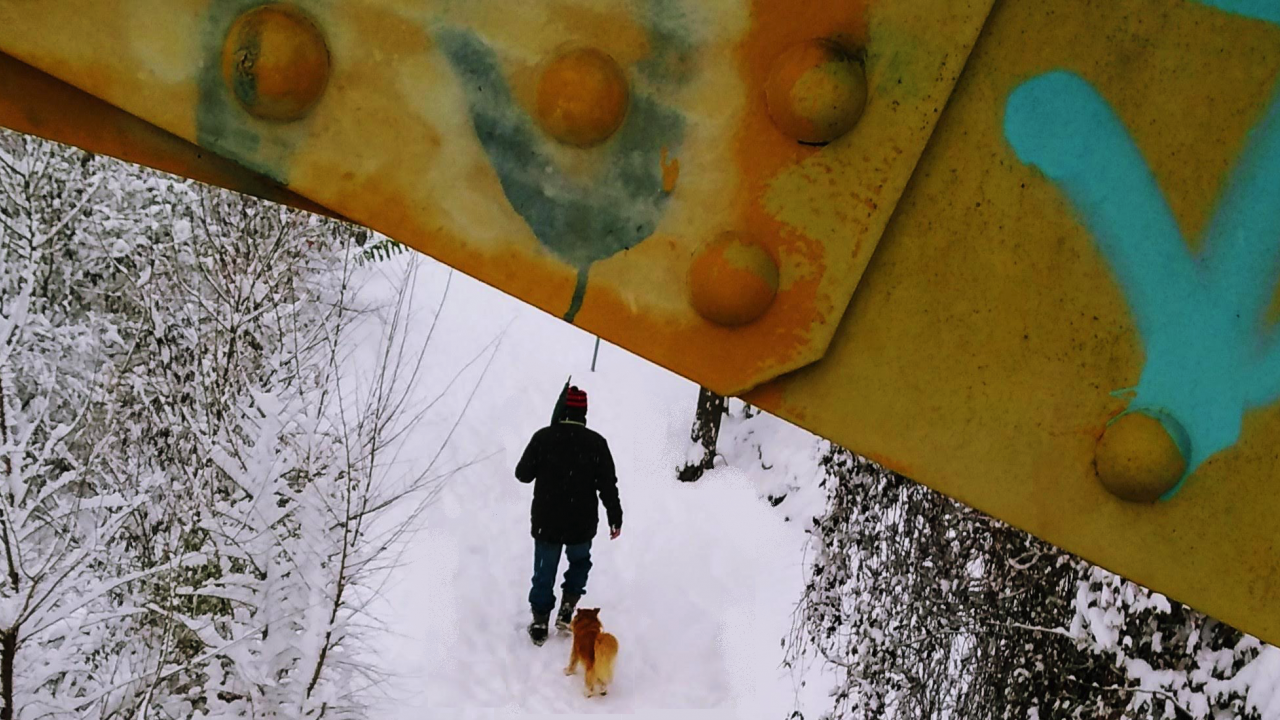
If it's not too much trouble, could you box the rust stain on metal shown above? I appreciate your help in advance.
[660,146,679,193]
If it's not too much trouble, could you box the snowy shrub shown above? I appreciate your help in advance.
[786,444,1273,720]
[1,131,471,719]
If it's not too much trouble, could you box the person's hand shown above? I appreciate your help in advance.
[610,525,621,540]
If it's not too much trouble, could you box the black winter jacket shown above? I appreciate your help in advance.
[515,420,622,545]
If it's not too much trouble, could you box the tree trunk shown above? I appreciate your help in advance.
[1,367,15,720]
[677,387,728,482]
[1,625,15,720]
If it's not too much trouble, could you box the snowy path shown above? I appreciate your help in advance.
[358,259,814,719]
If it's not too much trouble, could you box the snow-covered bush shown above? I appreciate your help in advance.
[786,443,1273,720]
[1,131,466,719]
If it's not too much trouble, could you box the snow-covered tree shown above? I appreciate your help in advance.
[0,129,480,719]
[0,131,145,720]
[786,444,1275,720]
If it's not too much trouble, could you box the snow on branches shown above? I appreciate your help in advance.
[0,130,464,720]
[787,444,1274,720]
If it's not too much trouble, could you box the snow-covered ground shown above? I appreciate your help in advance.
[350,256,832,718]
[333,254,1280,720]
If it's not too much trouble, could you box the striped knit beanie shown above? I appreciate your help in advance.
[565,386,588,412]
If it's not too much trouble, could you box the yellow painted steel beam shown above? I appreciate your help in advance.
[0,0,993,396]
[748,0,1280,645]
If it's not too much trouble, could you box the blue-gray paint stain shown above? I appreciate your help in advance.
[633,0,698,87]
[434,6,689,323]
[196,0,315,186]
[1004,51,1280,497]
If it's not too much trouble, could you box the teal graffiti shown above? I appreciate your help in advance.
[435,3,691,323]
[1003,5,1280,498]
[1195,0,1280,23]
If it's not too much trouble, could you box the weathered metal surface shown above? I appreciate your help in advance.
[747,0,1280,645]
[0,51,340,219]
[0,0,993,395]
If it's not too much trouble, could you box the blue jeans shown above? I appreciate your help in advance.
[529,539,592,614]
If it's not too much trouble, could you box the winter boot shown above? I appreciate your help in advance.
[528,608,551,646]
[556,593,581,634]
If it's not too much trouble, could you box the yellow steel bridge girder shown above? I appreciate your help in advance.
[749,0,1280,645]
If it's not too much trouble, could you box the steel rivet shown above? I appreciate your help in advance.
[689,232,780,327]
[535,47,629,148]
[221,4,331,123]
[765,39,867,145]
[1095,410,1189,503]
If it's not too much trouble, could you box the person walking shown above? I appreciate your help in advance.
[515,385,623,646]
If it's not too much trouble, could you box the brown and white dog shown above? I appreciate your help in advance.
[563,608,618,697]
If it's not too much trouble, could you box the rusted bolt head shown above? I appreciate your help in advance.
[1095,410,1189,503]
[221,4,331,122]
[535,47,629,148]
[765,38,867,145]
[689,232,780,327]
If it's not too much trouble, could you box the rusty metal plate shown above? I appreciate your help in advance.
[749,0,1280,645]
[0,0,992,395]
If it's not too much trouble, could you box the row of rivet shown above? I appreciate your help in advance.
[218,5,867,331]
[220,9,868,147]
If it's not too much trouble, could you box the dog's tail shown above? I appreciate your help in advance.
[595,632,618,685]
